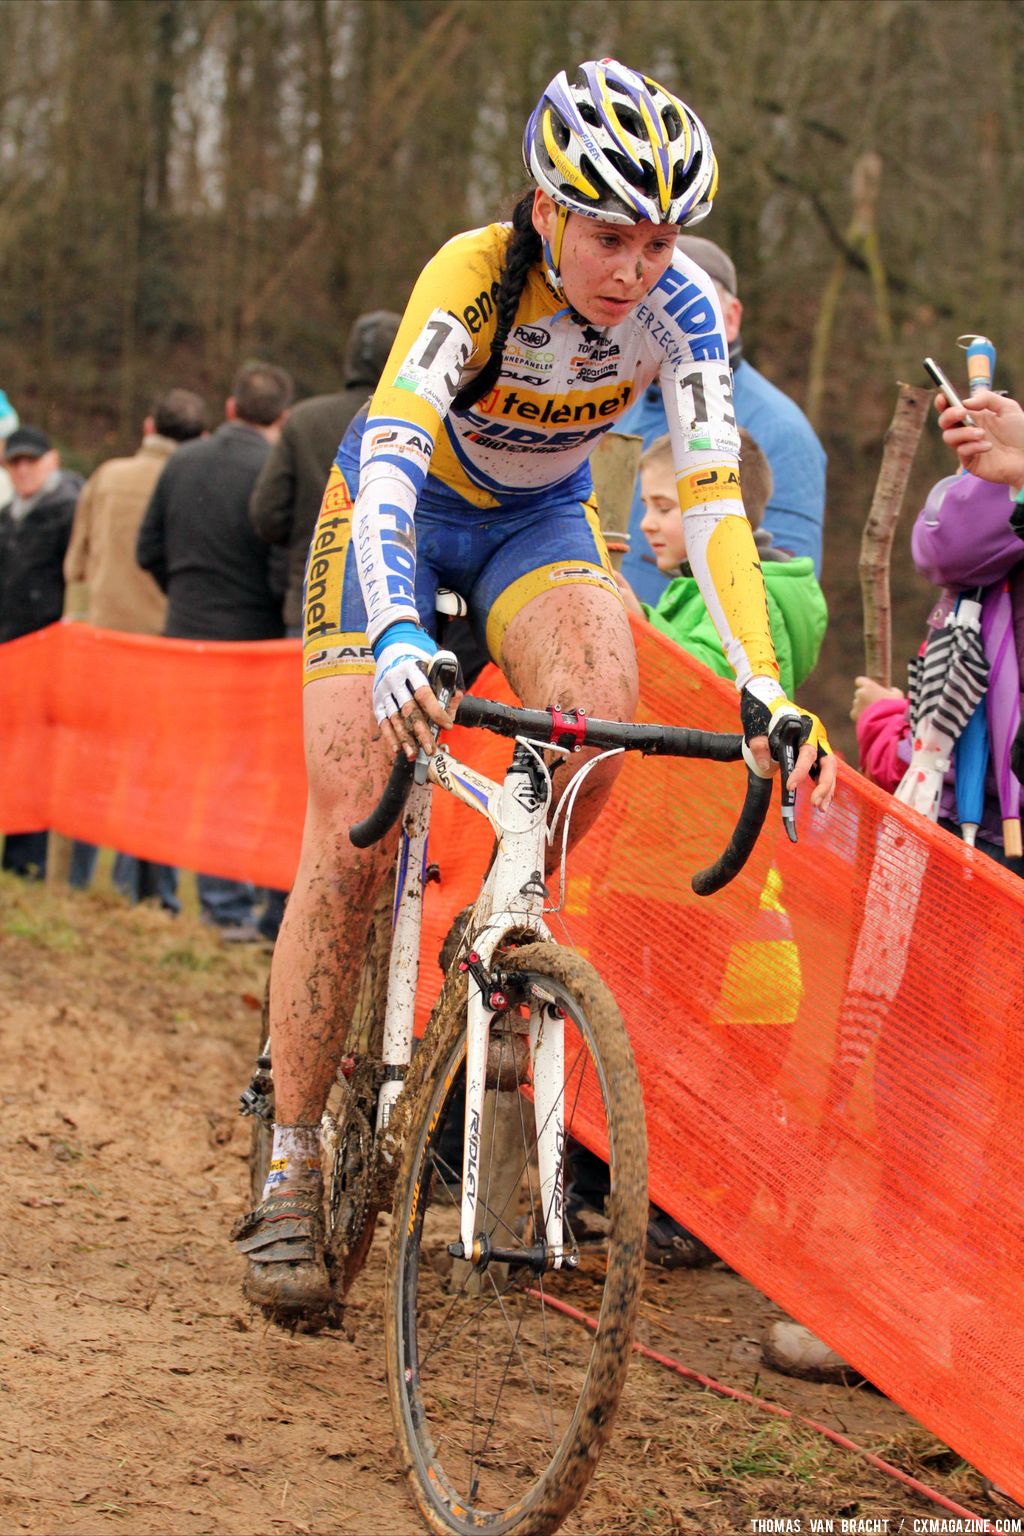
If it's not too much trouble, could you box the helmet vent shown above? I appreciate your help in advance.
[672,147,700,198]
[575,153,604,201]
[549,113,571,151]
[614,104,644,137]
[662,104,684,141]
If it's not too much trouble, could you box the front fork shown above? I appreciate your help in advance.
[459,947,569,1271]
[376,780,432,1138]
[453,744,569,1271]
[374,737,570,1271]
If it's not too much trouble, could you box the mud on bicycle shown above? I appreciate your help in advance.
[238,649,785,1536]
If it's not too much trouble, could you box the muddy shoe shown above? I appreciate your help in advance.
[232,1186,333,1325]
[761,1320,867,1386]
[645,1206,718,1269]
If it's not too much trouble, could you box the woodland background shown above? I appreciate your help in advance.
[1,0,1021,752]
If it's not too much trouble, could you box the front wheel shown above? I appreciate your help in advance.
[385,941,648,1536]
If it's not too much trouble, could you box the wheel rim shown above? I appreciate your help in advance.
[392,975,639,1532]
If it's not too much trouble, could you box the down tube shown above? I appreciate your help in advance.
[376,781,431,1133]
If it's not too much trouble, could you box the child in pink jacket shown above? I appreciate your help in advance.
[853,471,1024,870]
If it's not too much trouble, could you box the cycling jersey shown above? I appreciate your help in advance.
[324,223,779,690]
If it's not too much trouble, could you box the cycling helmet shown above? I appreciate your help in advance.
[523,59,718,229]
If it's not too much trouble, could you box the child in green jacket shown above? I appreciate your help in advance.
[616,430,827,696]
[615,429,828,1275]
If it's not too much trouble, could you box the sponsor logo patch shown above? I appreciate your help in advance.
[677,464,742,512]
[513,323,550,349]
[548,565,618,589]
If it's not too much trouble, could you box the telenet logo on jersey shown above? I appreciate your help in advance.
[321,465,354,515]
[470,381,633,430]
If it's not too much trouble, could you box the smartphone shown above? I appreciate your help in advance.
[923,357,975,425]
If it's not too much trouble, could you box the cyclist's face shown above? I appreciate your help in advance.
[532,192,676,326]
[640,460,687,571]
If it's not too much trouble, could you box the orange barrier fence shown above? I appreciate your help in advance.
[2,620,1023,1498]
[0,625,305,888]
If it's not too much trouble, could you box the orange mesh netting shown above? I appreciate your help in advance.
[2,619,1023,1497]
[0,624,305,888]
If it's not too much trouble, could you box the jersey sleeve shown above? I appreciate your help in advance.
[654,270,780,692]
[352,228,506,644]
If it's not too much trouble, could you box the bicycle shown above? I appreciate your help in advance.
[240,650,778,1536]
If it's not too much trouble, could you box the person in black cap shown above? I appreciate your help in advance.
[0,426,83,877]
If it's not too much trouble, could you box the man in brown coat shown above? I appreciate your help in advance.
[65,389,209,632]
[63,388,208,900]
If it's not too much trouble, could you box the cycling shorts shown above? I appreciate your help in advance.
[301,448,620,686]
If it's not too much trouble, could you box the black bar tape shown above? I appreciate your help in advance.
[349,752,415,848]
[691,768,773,897]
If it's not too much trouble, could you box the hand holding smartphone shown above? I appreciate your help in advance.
[923,356,976,426]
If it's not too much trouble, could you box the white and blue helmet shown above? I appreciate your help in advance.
[523,59,719,228]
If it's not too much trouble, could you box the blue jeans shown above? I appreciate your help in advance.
[113,853,180,913]
[69,840,99,889]
[197,874,258,928]
[2,831,48,878]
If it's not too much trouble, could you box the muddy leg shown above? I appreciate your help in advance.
[501,584,638,859]
[269,675,396,1125]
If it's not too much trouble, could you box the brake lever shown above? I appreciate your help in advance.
[413,649,462,785]
[775,720,803,844]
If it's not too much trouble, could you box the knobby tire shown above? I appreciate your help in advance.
[385,940,648,1536]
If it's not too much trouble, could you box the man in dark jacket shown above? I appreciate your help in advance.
[249,311,400,633]
[0,426,83,875]
[137,361,294,937]
[138,363,292,641]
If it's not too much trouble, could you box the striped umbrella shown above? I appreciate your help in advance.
[896,596,990,820]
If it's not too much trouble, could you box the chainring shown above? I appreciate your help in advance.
[325,1058,381,1299]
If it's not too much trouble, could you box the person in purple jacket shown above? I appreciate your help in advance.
[853,471,1024,875]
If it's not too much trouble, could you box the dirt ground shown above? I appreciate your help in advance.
[0,875,1003,1536]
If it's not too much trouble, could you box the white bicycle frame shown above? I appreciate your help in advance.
[370,733,588,1270]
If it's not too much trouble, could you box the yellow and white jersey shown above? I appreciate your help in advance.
[352,223,777,689]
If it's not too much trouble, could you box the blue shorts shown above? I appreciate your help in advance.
[301,430,619,685]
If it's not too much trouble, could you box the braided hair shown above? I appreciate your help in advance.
[452,192,541,413]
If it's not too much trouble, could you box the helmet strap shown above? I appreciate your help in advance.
[542,204,570,300]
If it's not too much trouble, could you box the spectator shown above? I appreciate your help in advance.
[616,234,827,604]
[617,429,827,698]
[854,470,1024,875]
[937,386,1024,785]
[0,427,83,877]
[137,361,294,939]
[250,311,401,635]
[63,388,210,905]
[0,390,19,511]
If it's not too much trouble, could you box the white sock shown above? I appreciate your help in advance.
[263,1123,321,1200]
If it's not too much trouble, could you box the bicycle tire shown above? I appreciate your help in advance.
[385,940,648,1536]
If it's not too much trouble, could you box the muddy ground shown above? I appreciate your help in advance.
[0,875,1003,1536]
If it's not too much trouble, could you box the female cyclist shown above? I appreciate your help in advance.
[233,58,836,1319]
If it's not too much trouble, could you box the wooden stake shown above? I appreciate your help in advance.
[589,431,642,572]
[859,383,932,687]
